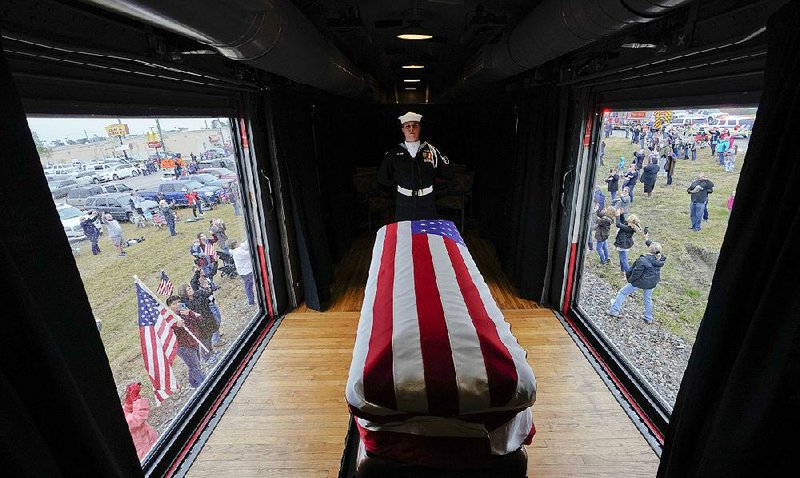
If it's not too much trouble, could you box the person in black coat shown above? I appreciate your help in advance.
[605,168,620,202]
[622,164,640,202]
[607,242,666,324]
[613,211,642,273]
[378,111,450,221]
[641,158,660,197]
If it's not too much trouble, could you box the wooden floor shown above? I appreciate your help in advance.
[188,233,658,477]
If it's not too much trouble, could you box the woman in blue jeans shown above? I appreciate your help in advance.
[594,207,614,265]
[613,211,643,274]
[608,242,667,323]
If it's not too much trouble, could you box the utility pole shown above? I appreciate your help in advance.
[156,118,167,153]
[117,118,129,160]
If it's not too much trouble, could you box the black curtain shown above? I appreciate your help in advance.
[502,86,561,301]
[270,88,334,311]
[658,3,800,476]
[0,40,142,476]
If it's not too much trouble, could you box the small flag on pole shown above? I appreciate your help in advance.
[156,270,174,296]
[203,241,217,261]
[136,279,179,403]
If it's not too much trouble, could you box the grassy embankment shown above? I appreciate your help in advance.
[584,135,744,341]
[72,202,251,410]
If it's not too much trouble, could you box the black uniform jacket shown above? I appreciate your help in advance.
[377,142,449,194]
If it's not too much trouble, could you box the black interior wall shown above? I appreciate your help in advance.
[0,39,143,476]
[269,86,388,310]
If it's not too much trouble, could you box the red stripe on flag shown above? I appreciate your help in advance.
[445,240,518,407]
[140,327,151,374]
[363,222,398,410]
[412,233,459,416]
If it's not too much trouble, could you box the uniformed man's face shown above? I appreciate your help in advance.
[402,122,421,142]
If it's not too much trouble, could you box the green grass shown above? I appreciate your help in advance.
[72,203,250,403]
[586,135,743,342]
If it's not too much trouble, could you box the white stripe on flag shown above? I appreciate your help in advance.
[427,234,490,413]
[391,222,428,413]
[457,244,537,402]
[346,226,387,411]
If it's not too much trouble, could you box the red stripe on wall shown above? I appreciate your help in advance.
[257,245,273,319]
[445,240,517,407]
[363,222,398,410]
[412,234,459,416]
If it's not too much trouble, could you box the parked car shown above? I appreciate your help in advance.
[92,163,139,182]
[198,167,237,181]
[101,182,133,194]
[49,179,79,198]
[186,173,232,188]
[73,170,98,186]
[66,185,105,208]
[138,179,223,207]
[56,203,88,242]
[198,158,236,170]
[84,193,158,222]
[202,147,227,159]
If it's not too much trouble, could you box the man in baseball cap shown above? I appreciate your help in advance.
[377,111,450,222]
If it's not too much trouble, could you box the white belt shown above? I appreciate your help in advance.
[397,185,433,197]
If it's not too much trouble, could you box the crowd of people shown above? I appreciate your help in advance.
[591,120,743,324]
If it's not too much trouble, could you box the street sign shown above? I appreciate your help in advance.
[105,123,129,137]
[147,142,163,148]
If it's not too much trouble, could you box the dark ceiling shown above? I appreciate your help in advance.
[291,0,537,100]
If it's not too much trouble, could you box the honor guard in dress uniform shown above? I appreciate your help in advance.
[378,111,450,221]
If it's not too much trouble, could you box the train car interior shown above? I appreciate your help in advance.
[1,0,798,476]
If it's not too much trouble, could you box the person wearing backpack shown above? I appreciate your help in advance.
[607,242,667,324]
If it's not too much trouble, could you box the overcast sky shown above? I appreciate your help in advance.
[26,116,229,142]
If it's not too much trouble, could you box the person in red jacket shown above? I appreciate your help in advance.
[182,187,203,217]
[122,382,158,460]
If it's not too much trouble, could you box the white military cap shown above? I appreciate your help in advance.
[398,111,423,124]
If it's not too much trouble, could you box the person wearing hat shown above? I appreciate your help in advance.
[378,111,450,221]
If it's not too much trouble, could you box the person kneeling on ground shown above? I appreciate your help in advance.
[607,242,667,324]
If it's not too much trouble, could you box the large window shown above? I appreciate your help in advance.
[30,115,261,462]
[576,107,755,410]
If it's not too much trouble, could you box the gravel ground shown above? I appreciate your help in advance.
[578,271,693,408]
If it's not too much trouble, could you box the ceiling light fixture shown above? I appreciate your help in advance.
[403,79,421,83]
[620,42,657,49]
[405,87,417,91]
[402,64,425,69]
[397,23,433,40]
[398,33,433,40]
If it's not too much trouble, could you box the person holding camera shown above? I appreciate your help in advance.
[607,241,667,324]
[613,210,643,274]
[166,295,207,388]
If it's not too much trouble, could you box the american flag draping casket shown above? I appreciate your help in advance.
[346,220,537,468]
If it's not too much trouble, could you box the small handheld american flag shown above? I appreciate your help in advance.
[156,270,174,296]
[203,241,217,261]
[136,280,179,403]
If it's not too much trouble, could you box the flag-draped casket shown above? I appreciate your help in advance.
[346,220,537,468]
